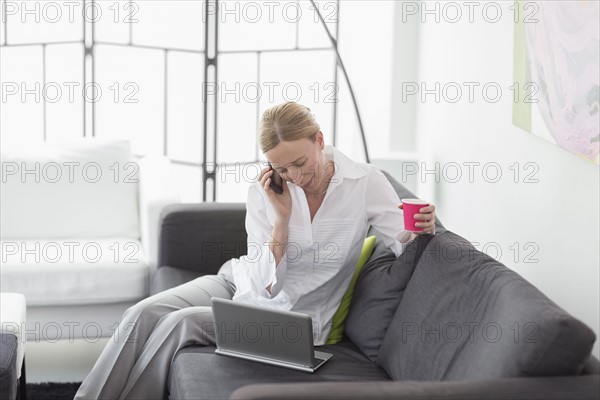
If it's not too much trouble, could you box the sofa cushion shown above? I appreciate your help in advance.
[169,341,390,400]
[345,232,434,361]
[0,239,149,305]
[378,231,597,381]
[1,139,140,239]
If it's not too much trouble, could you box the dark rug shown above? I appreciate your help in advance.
[25,382,82,400]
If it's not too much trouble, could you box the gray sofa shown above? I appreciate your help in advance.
[0,333,18,400]
[151,172,600,400]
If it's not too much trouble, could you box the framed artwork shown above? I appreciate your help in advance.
[513,0,599,164]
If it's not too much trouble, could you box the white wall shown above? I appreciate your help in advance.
[406,2,599,357]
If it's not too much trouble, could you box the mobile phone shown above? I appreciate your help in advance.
[268,162,283,194]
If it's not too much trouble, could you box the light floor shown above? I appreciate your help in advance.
[25,338,108,383]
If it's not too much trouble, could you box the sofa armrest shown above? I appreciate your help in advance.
[138,156,180,273]
[0,333,18,400]
[158,202,247,275]
[230,375,600,400]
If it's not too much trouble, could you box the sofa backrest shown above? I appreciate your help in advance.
[376,231,596,381]
[159,203,248,274]
[1,139,140,239]
[345,232,435,362]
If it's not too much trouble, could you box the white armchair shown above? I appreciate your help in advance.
[0,138,180,341]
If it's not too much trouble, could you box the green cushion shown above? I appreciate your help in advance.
[326,235,377,344]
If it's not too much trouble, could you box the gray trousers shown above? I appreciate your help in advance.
[74,268,236,400]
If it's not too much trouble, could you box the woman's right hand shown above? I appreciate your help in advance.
[259,166,292,223]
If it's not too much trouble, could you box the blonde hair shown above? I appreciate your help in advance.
[259,102,320,153]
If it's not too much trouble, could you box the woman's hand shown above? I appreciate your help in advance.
[259,166,292,223]
[399,203,437,235]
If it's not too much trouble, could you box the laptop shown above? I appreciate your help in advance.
[211,297,333,373]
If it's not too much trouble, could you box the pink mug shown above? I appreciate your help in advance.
[401,198,429,232]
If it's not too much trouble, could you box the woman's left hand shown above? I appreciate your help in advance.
[399,203,437,235]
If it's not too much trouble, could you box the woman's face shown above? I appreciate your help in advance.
[265,131,330,191]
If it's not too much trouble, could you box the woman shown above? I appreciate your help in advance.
[75,102,436,399]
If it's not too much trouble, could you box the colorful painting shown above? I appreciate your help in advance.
[513,0,599,164]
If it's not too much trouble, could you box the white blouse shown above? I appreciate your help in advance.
[231,145,413,345]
